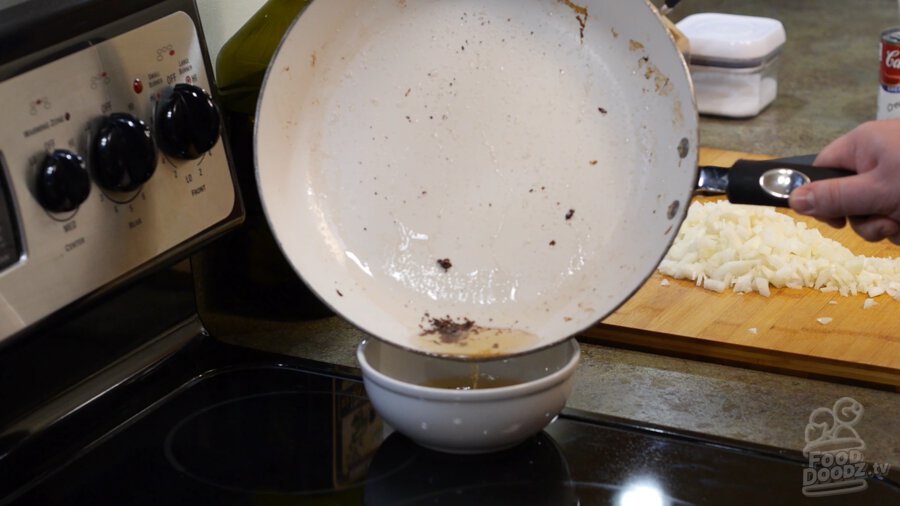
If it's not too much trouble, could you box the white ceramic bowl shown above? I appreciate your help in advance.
[356,338,580,454]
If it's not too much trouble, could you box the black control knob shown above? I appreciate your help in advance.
[92,113,157,192]
[155,83,221,160]
[35,149,91,213]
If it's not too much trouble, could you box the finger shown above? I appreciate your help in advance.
[788,172,888,219]
[848,215,900,242]
[812,121,896,173]
[789,197,846,229]
[797,212,846,229]
[816,216,847,229]
[814,129,860,172]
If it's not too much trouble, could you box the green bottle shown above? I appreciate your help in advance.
[193,0,330,322]
[215,0,311,117]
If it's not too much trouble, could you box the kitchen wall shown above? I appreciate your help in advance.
[196,0,267,72]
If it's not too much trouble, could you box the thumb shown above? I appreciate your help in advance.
[788,173,881,219]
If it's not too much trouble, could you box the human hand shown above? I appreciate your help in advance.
[788,119,900,244]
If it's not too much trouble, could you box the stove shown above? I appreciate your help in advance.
[2,295,898,505]
[0,1,897,505]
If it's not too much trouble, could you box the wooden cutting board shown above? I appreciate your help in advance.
[582,148,900,389]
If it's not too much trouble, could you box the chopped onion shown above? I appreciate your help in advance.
[816,317,833,325]
[863,298,877,309]
[659,201,900,301]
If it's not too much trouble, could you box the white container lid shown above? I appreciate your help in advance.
[676,13,786,66]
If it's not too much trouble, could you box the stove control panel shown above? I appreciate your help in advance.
[0,12,237,342]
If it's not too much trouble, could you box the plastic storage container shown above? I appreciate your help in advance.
[676,13,786,118]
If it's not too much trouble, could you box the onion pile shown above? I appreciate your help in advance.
[658,201,900,300]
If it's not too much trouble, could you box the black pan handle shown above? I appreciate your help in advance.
[726,159,855,207]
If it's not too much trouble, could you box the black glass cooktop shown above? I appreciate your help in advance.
[2,334,897,506]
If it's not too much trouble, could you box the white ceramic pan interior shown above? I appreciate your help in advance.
[256,0,698,359]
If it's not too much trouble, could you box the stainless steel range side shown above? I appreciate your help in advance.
[0,0,240,344]
[0,1,244,501]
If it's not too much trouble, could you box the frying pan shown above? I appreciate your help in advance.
[254,0,702,358]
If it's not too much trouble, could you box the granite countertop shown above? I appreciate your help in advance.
[201,0,900,472]
[669,0,897,157]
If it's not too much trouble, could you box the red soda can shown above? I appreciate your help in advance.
[880,27,900,92]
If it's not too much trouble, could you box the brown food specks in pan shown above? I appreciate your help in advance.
[420,315,476,344]
[575,15,586,41]
[309,52,316,67]
[558,1,588,40]
[405,88,411,97]
[598,107,607,114]
[565,209,575,220]
[336,289,343,297]
[629,40,645,51]
[589,160,598,165]
[437,258,453,271]
[560,0,588,17]
[549,240,557,246]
